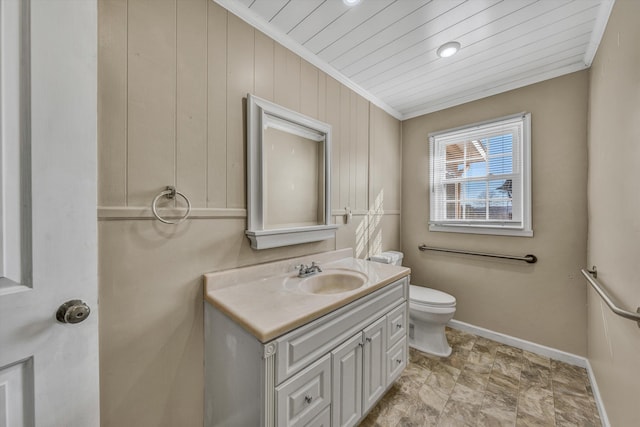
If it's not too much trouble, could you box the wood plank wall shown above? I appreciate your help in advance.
[97,2,401,425]
[98,0,401,219]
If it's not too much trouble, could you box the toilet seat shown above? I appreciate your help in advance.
[410,285,456,308]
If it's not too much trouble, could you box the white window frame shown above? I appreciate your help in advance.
[429,113,532,237]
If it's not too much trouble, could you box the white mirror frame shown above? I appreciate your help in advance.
[246,94,337,250]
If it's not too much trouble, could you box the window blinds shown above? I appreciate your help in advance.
[429,114,529,230]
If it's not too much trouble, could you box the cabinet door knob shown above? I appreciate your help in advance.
[396,323,402,329]
[365,337,372,342]
[396,359,402,364]
[304,395,313,405]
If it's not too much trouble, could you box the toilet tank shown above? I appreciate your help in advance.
[369,251,404,266]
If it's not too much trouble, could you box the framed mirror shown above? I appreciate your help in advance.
[246,94,337,250]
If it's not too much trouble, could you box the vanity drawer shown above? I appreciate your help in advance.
[386,302,407,349]
[386,337,407,385]
[305,405,331,427]
[276,277,407,384]
[276,354,331,427]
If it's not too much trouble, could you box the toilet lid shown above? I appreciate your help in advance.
[410,285,456,307]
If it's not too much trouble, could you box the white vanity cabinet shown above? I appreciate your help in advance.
[205,275,409,427]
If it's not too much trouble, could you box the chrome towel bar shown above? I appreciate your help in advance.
[418,245,537,264]
[581,268,640,328]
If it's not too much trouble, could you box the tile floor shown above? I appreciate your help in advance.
[360,328,601,426]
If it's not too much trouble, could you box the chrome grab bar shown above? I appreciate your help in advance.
[418,245,537,264]
[581,268,640,328]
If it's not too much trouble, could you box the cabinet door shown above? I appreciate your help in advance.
[362,316,387,413]
[331,332,363,427]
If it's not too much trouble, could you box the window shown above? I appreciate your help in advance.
[429,113,532,236]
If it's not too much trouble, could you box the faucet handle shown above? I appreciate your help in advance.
[294,264,308,273]
[311,262,322,272]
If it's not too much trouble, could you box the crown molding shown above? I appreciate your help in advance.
[584,0,616,67]
[213,0,403,120]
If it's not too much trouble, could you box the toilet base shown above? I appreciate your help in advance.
[409,322,452,358]
[409,341,452,358]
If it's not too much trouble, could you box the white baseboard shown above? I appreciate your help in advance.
[585,359,610,427]
[448,319,587,366]
[447,319,609,426]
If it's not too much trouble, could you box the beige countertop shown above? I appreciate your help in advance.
[204,251,410,343]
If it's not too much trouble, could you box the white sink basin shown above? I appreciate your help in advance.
[298,270,368,295]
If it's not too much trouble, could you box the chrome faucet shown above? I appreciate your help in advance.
[295,262,322,278]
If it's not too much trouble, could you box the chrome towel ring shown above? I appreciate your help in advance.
[151,186,191,224]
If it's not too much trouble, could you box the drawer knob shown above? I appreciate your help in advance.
[304,395,313,405]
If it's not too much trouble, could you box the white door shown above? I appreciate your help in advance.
[362,316,387,414]
[331,332,363,427]
[0,1,99,426]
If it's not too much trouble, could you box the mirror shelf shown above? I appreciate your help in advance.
[246,226,337,250]
[246,94,337,250]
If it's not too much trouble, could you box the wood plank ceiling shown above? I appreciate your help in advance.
[216,0,613,119]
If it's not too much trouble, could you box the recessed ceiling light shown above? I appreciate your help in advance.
[343,0,361,6]
[437,41,461,58]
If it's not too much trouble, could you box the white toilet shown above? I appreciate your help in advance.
[369,251,457,357]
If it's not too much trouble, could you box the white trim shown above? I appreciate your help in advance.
[212,0,402,121]
[447,319,610,426]
[583,0,616,67]
[0,0,31,287]
[585,359,611,427]
[429,224,533,237]
[264,114,325,142]
[97,207,247,220]
[262,347,276,427]
[0,0,21,281]
[246,225,338,250]
[429,113,531,237]
[447,319,586,367]
[331,209,400,216]
[246,94,337,250]
[98,207,402,221]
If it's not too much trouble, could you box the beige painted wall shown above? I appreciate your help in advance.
[587,0,640,424]
[402,72,589,355]
[97,0,401,426]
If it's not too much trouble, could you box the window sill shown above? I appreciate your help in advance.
[429,224,533,237]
